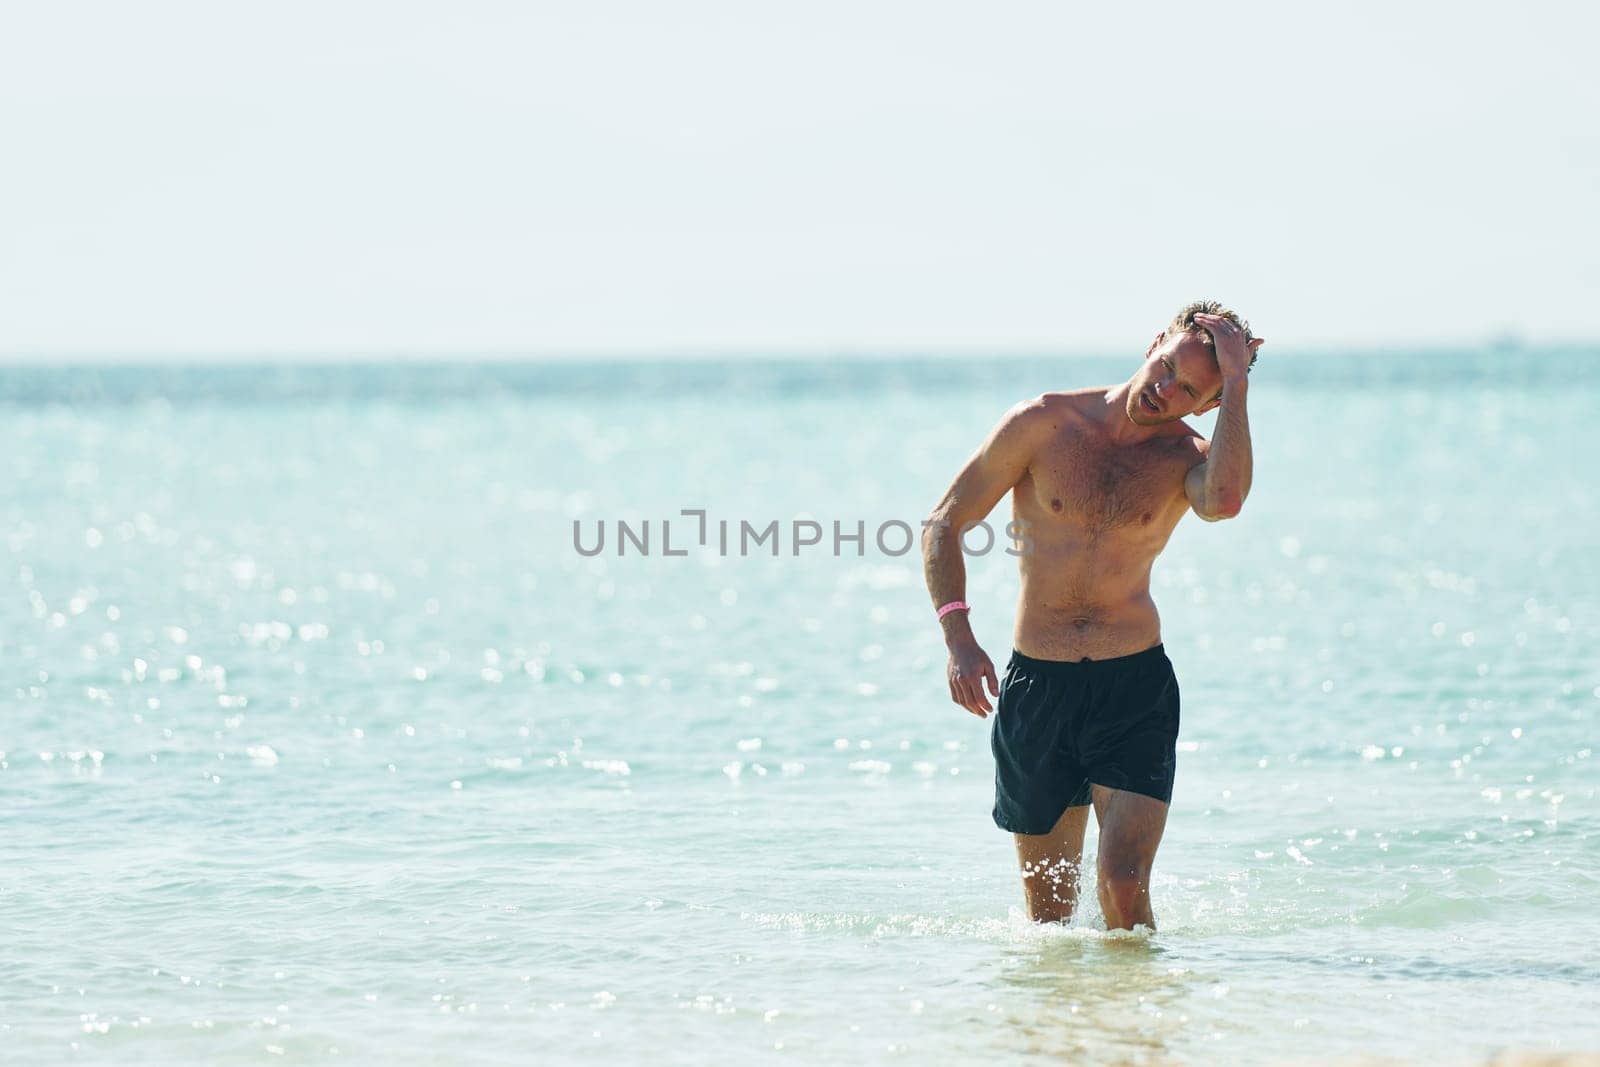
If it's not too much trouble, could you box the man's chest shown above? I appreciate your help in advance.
[1023,432,1191,534]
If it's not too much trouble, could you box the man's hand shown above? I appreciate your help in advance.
[1194,312,1265,381]
[947,640,1000,718]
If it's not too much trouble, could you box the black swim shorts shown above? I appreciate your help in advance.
[991,644,1180,835]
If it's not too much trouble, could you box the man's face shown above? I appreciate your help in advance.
[1127,331,1224,425]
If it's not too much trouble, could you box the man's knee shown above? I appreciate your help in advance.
[1096,854,1151,917]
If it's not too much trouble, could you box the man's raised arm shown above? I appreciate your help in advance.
[1185,313,1263,522]
[922,396,1053,718]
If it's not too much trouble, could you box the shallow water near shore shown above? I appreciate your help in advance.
[2,350,1597,1064]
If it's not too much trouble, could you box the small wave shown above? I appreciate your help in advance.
[738,907,1154,945]
[1353,886,1498,929]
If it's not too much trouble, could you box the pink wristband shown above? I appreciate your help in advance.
[936,601,970,620]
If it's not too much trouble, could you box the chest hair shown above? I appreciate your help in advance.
[1036,435,1181,536]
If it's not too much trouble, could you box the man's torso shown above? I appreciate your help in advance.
[1010,390,1206,661]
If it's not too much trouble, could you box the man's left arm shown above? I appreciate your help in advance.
[1184,313,1263,522]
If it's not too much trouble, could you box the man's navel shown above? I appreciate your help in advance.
[1051,498,1064,512]
[1141,512,1152,525]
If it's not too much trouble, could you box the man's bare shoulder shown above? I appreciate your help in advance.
[999,392,1100,455]
[1002,391,1074,428]
[1028,389,1103,422]
[978,393,1074,463]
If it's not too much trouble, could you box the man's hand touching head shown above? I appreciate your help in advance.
[1163,300,1265,385]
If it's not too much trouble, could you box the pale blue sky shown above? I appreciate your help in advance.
[2,0,1595,359]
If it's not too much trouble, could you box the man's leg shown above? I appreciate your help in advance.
[1090,784,1169,931]
[1012,804,1090,923]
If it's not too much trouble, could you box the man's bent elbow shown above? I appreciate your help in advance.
[1204,492,1244,521]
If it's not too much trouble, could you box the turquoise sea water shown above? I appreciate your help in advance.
[2,351,1597,1064]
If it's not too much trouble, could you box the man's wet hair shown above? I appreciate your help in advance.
[1165,299,1258,371]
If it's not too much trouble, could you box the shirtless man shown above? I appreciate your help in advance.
[921,301,1263,930]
